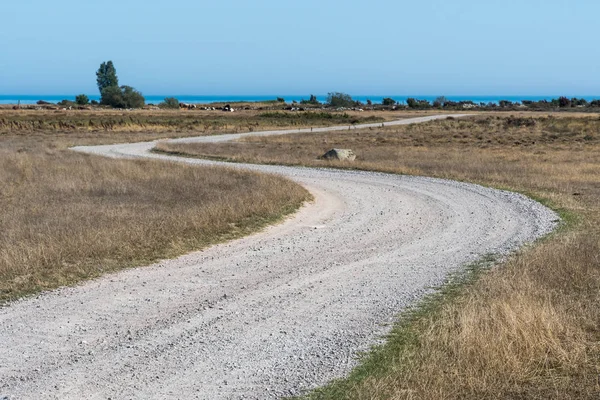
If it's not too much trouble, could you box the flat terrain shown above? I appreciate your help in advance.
[0,116,557,399]
[160,114,600,399]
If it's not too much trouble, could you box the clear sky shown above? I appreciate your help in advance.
[1,0,598,96]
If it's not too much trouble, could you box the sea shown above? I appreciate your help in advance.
[0,94,598,106]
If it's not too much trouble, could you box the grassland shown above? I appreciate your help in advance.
[0,108,392,135]
[0,110,317,303]
[157,115,600,399]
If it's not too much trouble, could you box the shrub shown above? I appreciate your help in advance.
[101,86,145,109]
[327,92,355,108]
[276,97,285,103]
[558,96,571,108]
[75,94,89,106]
[301,95,320,105]
[382,97,396,106]
[57,99,76,107]
[433,96,448,108]
[159,97,180,109]
[407,98,431,109]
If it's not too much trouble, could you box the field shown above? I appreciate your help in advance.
[0,108,397,136]
[0,109,319,302]
[156,115,600,399]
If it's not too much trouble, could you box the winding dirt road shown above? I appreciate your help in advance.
[0,115,557,399]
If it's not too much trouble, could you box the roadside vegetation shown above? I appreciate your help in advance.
[0,109,395,135]
[0,119,310,303]
[157,115,600,399]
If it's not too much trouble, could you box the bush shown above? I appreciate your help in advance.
[101,85,145,109]
[75,94,89,106]
[407,98,431,109]
[327,92,355,108]
[57,99,76,107]
[433,96,448,108]
[558,96,571,108]
[382,97,396,106]
[276,97,285,103]
[159,97,180,109]
[90,100,99,106]
[300,95,320,105]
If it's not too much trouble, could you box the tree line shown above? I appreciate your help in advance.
[61,66,600,111]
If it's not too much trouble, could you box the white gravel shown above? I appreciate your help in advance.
[0,115,558,399]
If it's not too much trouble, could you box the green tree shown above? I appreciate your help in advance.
[300,94,320,105]
[96,61,119,95]
[121,86,145,108]
[100,86,126,108]
[406,98,432,109]
[326,92,355,108]
[433,96,448,108]
[100,85,145,108]
[75,94,89,105]
[159,97,180,109]
[382,97,396,106]
[558,96,571,108]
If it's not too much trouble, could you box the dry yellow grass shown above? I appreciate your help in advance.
[0,108,406,135]
[158,115,600,399]
[0,114,313,302]
[0,149,309,302]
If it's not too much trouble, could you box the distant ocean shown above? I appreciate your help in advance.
[1,94,598,106]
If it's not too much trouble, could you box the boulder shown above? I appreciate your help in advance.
[320,148,356,161]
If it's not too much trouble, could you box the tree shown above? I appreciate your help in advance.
[366,99,372,106]
[75,94,89,105]
[121,86,145,108]
[407,98,431,109]
[100,86,126,108]
[276,97,285,103]
[433,96,448,108]
[382,97,396,106]
[96,61,119,95]
[100,85,145,108]
[326,92,355,108]
[558,96,571,108]
[159,97,180,109]
[300,94,320,105]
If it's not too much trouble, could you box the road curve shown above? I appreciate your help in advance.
[0,115,557,399]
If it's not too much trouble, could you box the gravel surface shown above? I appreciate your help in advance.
[0,115,558,399]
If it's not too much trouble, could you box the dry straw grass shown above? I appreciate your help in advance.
[0,108,390,134]
[0,148,309,303]
[159,115,600,399]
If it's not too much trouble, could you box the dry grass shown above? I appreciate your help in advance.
[158,115,600,399]
[0,149,309,303]
[0,108,401,135]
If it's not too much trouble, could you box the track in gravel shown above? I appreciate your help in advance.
[0,115,558,399]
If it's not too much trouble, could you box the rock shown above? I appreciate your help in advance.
[320,148,356,161]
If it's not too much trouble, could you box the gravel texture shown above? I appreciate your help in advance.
[0,115,558,399]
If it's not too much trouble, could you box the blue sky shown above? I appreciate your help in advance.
[1,0,598,95]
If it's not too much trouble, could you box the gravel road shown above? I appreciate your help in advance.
[0,115,558,399]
